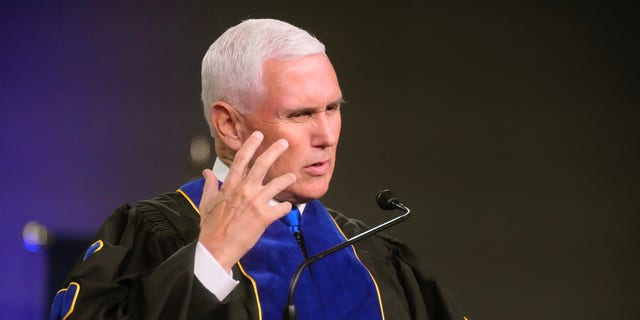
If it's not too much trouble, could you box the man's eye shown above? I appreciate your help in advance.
[326,104,340,113]
[289,112,309,120]
[289,111,310,119]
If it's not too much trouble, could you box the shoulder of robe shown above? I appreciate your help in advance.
[325,207,402,259]
[327,208,468,320]
[96,191,201,248]
[326,207,440,272]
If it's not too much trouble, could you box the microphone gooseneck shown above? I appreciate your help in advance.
[284,190,412,320]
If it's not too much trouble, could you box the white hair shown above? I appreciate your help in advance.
[201,19,326,136]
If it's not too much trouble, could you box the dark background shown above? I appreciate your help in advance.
[1,1,638,319]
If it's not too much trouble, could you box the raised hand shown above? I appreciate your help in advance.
[197,131,297,271]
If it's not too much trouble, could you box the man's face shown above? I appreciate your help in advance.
[242,53,342,203]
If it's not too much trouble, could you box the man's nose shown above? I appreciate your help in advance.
[311,113,338,148]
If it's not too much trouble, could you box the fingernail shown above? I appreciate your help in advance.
[252,131,263,139]
[279,139,289,147]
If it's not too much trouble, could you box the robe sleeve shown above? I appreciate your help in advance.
[49,200,226,319]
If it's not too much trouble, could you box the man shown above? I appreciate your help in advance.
[51,19,466,319]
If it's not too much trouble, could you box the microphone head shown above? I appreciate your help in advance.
[376,190,398,210]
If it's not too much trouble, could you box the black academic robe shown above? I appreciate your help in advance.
[52,190,466,319]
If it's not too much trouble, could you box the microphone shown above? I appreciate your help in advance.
[284,190,411,320]
[376,189,410,212]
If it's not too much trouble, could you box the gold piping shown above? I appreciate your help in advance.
[60,282,80,320]
[329,216,386,319]
[176,189,200,214]
[237,261,263,320]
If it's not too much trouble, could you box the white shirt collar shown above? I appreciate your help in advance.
[213,158,306,214]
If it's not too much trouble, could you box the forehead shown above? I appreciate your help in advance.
[257,54,342,112]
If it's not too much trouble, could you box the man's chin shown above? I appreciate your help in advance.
[275,184,329,205]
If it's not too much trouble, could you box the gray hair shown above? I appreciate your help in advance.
[201,19,326,136]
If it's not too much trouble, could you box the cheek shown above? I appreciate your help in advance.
[268,148,299,175]
[333,116,342,138]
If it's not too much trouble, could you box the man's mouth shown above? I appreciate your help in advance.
[303,161,329,176]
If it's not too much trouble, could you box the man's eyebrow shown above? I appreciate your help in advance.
[285,98,346,112]
[330,98,346,106]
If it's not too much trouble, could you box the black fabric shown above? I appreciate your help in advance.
[53,191,466,319]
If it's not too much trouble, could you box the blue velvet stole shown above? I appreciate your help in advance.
[179,179,383,320]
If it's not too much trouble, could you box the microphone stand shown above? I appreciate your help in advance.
[284,199,411,320]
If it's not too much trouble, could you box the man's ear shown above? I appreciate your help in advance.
[209,101,247,151]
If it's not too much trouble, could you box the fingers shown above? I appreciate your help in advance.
[224,131,293,196]
[241,136,295,208]
[261,172,297,206]
[224,132,298,222]
[246,138,289,185]
[269,201,294,219]
[245,172,297,225]
[196,131,298,271]
[224,131,264,189]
